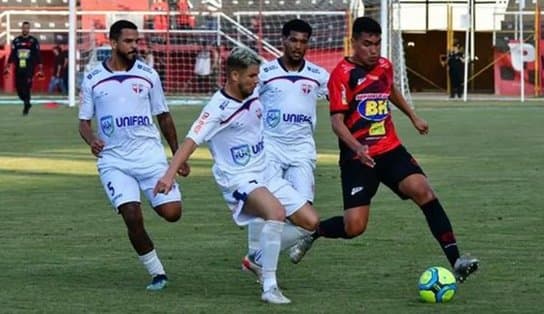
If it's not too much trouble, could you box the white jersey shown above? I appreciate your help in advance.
[79,59,169,168]
[186,89,265,184]
[259,58,329,161]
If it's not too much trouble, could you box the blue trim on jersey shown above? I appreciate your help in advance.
[220,97,258,125]
[263,75,320,86]
[92,74,154,90]
[102,59,136,73]
[220,89,244,102]
[277,58,306,73]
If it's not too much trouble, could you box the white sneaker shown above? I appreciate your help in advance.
[288,235,315,264]
[261,286,291,304]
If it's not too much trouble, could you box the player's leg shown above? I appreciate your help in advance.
[15,74,31,115]
[241,186,290,304]
[246,160,283,257]
[99,167,167,290]
[141,163,183,222]
[315,159,379,239]
[382,145,479,281]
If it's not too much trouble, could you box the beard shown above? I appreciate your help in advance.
[238,83,254,99]
[116,50,136,64]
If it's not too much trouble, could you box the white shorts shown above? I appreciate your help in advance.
[217,170,307,226]
[268,159,315,203]
[98,160,182,213]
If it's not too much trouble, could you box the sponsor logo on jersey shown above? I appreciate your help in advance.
[307,65,320,74]
[193,111,210,134]
[219,100,229,110]
[263,64,278,72]
[115,115,152,128]
[265,109,281,128]
[283,113,312,125]
[230,140,264,165]
[355,93,390,122]
[100,115,114,137]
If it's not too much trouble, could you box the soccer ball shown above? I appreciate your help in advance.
[418,266,457,303]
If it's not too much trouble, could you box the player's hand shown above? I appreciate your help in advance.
[153,176,174,196]
[90,138,105,157]
[411,116,429,135]
[177,162,191,177]
[355,145,375,168]
[36,71,45,79]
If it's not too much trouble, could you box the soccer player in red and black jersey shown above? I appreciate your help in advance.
[293,17,479,282]
[3,21,44,115]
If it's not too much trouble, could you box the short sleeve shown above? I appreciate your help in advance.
[149,71,169,115]
[328,68,349,114]
[186,104,224,145]
[78,77,94,120]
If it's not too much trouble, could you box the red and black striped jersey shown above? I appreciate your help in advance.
[328,57,402,162]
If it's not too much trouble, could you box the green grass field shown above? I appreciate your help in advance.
[0,101,542,313]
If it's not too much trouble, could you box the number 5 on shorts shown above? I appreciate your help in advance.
[107,181,115,197]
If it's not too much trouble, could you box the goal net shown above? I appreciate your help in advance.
[73,0,410,105]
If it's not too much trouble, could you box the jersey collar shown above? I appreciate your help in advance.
[277,57,305,73]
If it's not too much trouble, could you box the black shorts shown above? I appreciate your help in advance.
[340,145,425,209]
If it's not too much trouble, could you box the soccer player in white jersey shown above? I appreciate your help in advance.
[154,47,320,304]
[245,19,329,265]
[78,20,187,292]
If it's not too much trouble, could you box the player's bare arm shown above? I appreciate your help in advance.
[156,112,191,176]
[389,86,429,135]
[330,113,375,168]
[156,112,179,155]
[78,119,105,157]
[154,137,198,195]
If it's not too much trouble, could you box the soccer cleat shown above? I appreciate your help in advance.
[288,234,315,264]
[146,274,168,291]
[22,103,31,116]
[242,254,262,284]
[261,286,291,304]
[453,255,479,283]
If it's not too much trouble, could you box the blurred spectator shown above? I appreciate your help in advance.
[194,42,218,93]
[48,45,67,94]
[177,0,195,29]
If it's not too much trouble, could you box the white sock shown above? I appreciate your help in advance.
[280,222,314,251]
[259,220,284,292]
[247,219,265,256]
[138,249,165,277]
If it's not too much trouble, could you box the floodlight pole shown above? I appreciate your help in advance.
[68,0,76,107]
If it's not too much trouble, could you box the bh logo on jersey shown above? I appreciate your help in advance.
[265,109,281,128]
[100,115,114,137]
[132,83,144,94]
[356,93,390,122]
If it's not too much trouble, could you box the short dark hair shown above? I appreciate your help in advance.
[282,19,312,38]
[109,20,138,40]
[352,17,381,39]
[226,47,261,75]
[22,21,30,26]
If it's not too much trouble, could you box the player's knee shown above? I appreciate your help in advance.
[266,210,286,222]
[345,221,367,238]
[163,207,182,222]
[411,187,435,205]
